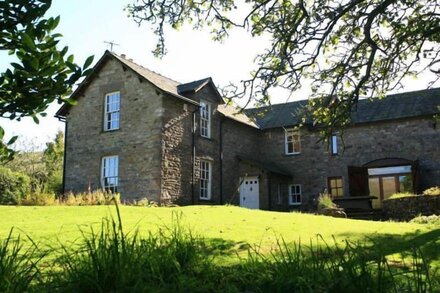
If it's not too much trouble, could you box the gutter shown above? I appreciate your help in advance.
[219,117,224,204]
[191,107,201,204]
[55,115,67,196]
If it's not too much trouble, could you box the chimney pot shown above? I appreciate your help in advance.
[120,54,126,58]
[128,58,133,62]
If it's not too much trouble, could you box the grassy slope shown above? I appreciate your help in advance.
[1,205,439,264]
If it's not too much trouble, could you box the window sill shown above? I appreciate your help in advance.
[102,128,120,133]
[199,136,214,142]
[199,197,212,201]
[285,152,301,156]
[289,203,301,206]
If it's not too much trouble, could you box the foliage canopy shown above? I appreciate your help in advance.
[128,0,440,136]
[0,0,93,160]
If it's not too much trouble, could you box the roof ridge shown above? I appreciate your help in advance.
[110,51,181,85]
[246,87,440,111]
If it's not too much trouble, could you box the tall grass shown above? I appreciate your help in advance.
[1,204,438,292]
[47,205,214,292]
[0,229,43,292]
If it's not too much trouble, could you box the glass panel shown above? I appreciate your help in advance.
[382,176,397,201]
[369,177,381,209]
[287,142,293,153]
[399,175,413,193]
[336,179,342,187]
[330,179,336,188]
[368,165,411,176]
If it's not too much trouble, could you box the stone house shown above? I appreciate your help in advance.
[56,51,440,211]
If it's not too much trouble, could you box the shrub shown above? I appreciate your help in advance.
[132,197,159,207]
[63,190,120,206]
[317,193,337,210]
[387,192,416,200]
[410,214,440,225]
[0,167,31,204]
[423,186,440,196]
[22,193,57,206]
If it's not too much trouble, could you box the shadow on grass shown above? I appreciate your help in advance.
[335,228,440,265]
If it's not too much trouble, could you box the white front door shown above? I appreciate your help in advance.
[240,176,260,209]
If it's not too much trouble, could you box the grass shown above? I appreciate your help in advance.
[0,205,439,263]
[1,205,439,292]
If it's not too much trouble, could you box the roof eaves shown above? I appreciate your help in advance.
[55,50,113,117]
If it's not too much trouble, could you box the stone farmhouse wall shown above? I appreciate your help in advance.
[258,117,440,209]
[64,58,163,202]
[383,195,440,221]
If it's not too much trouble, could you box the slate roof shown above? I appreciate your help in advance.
[217,104,259,129]
[244,88,440,129]
[237,155,292,177]
[111,53,197,105]
[56,51,199,117]
[177,78,211,94]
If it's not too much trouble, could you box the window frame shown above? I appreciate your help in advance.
[199,160,212,200]
[101,155,119,193]
[328,176,344,197]
[285,129,301,155]
[104,91,120,131]
[200,100,211,138]
[288,184,301,205]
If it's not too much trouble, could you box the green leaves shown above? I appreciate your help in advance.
[83,56,94,70]
[21,33,36,50]
[0,0,94,162]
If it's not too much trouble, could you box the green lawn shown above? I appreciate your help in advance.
[1,205,439,264]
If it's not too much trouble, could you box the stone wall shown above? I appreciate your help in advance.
[259,117,440,210]
[222,119,261,206]
[160,95,196,205]
[383,195,440,221]
[64,58,163,202]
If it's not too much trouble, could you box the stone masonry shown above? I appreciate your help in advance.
[59,51,440,211]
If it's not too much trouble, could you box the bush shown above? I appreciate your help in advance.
[317,193,337,210]
[63,190,120,206]
[423,186,440,196]
[22,193,57,206]
[0,167,31,204]
[387,192,416,200]
[46,170,63,195]
[410,214,440,225]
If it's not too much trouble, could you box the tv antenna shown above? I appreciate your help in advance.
[104,41,120,52]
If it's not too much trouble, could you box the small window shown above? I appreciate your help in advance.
[200,101,211,138]
[101,155,119,193]
[331,134,338,155]
[289,184,301,205]
[328,177,344,197]
[104,92,120,131]
[285,129,300,155]
[200,160,212,200]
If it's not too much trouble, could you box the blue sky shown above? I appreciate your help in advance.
[0,0,438,149]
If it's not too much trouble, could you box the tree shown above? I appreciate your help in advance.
[0,0,93,160]
[127,0,440,137]
[43,130,64,194]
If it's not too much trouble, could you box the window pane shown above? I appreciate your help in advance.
[368,165,411,176]
[382,176,397,200]
[399,175,413,193]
